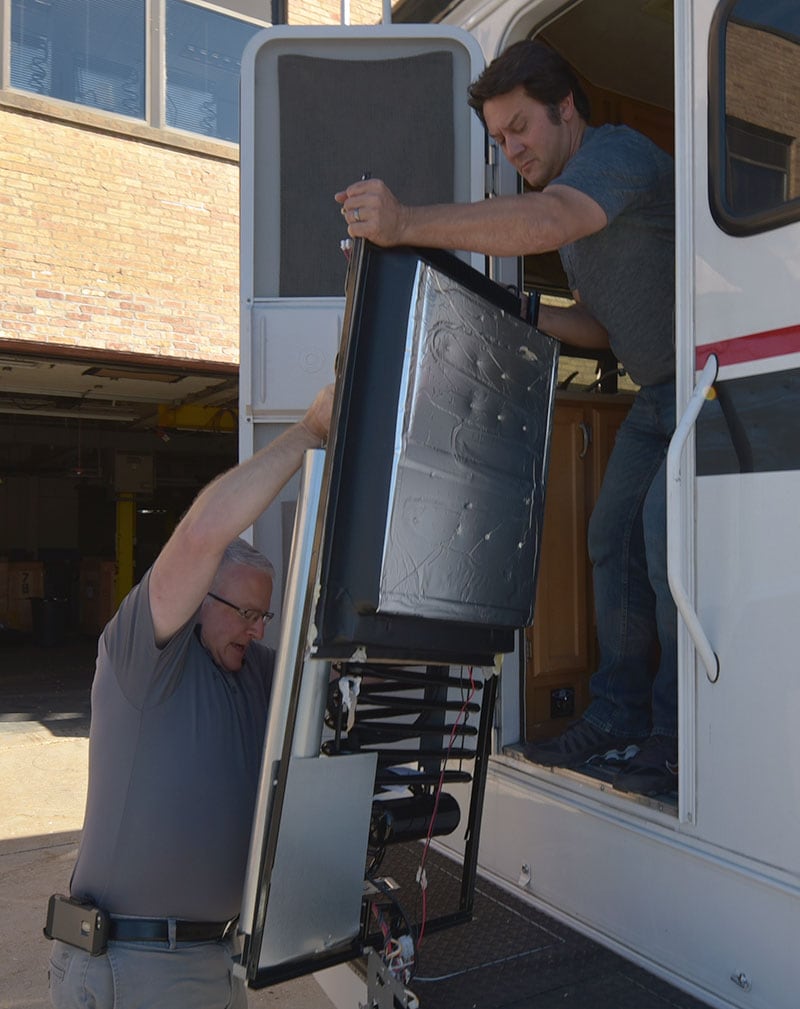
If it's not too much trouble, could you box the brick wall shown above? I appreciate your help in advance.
[0,0,385,369]
[2,110,242,364]
[289,1,384,24]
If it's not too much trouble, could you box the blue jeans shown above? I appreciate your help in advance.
[583,380,677,739]
[48,936,247,1009]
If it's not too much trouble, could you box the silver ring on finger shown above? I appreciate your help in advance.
[353,207,361,223]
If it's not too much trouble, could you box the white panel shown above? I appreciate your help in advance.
[258,753,377,969]
[248,299,342,420]
[470,760,800,1009]
[694,473,800,874]
[689,1,800,347]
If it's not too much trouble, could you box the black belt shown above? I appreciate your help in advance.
[108,916,237,943]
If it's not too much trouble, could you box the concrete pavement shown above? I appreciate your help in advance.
[0,638,337,1009]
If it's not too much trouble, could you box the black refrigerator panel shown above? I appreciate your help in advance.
[313,242,559,664]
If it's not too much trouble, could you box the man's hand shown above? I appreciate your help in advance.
[334,179,408,247]
[299,383,334,444]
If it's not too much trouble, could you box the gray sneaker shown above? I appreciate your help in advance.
[524,719,647,770]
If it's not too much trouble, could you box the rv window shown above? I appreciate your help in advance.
[709,0,800,234]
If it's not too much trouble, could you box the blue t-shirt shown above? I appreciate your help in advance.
[70,569,274,920]
[554,124,675,387]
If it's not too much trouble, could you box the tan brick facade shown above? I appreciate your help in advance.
[288,1,384,25]
[0,0,385,370]
[2,110,242,365]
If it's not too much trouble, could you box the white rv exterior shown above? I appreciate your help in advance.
[420,4,800,1009]
[239,3,800,1007]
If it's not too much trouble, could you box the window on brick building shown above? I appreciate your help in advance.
[9,0,266,144]
[11,0,146,118]
[709,0,800,234]
[166,0,263,142]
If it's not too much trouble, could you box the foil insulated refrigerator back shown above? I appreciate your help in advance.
[238,243,558,988]
[314,242,559,664]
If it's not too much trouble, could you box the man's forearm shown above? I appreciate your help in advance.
[148,419,322,643]
[338,179,607,256]
[149,383,332,644]
[537,301,610,350]
[397,195,568,256]
[180,421,321,556]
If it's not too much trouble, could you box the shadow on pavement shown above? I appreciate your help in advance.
[0,633,96,739]
[1,828,81,1009]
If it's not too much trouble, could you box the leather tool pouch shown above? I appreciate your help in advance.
[44,894,110,956]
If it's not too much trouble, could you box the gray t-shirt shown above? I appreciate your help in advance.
[555,124,675,387]
[70,569,274,921]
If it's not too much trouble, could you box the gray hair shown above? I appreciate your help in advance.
[212,537,275,589]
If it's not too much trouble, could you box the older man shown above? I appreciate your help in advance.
[47,385,333,1008]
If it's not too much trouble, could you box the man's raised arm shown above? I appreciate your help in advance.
[149,384,333,645]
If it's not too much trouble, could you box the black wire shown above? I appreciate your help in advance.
[366,842,386,876]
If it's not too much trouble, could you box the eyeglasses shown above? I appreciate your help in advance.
[207,591,274,625]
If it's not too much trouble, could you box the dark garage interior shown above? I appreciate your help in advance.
[0,348,239,649]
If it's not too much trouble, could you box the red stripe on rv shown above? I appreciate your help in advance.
[696,324,800,370]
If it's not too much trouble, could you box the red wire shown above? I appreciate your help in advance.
[416,666,477,947]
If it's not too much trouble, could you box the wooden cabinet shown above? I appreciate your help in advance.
[525,395,631,741]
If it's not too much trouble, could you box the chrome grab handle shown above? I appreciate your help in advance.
[667,354,720,683]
